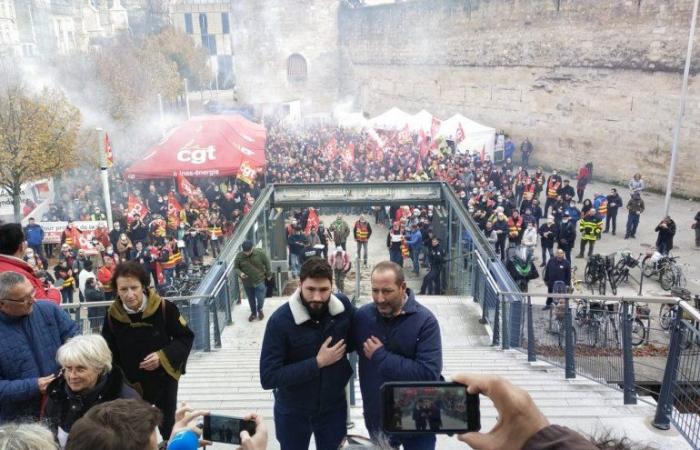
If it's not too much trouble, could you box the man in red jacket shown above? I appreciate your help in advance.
[0,223,52,300]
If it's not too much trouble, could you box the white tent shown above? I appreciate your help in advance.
[438,114,496,159]
[368,107,413,130]
[408,109,434,133]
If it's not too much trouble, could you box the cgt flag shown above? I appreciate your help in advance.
[456,123,466,144]
[177,173,198,198]
[430,117,441,138]
[127,193,149,223]
[238,160,257,187]
[104,133,114,168]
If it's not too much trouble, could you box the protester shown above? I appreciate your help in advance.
[24,217,45,257]
[577,208,602,259]
[405,223,423,275]
[234,240,272,322]
[44,335,140,447]
[604,188,622,235]
[0,422,58,450]
[624,192,645,239]
[520,137,533,167]
[628,172,645,195]
[0,272,79,421]
[0,223,54,299]
[287,226,307,279]
[329,214,351,251]
[353,214,372,268]
[543,249,571,310]
[575,162,593,203]
[420,237,445,295]
[538,216,557,267]
[260,258,354,450]
[352,261,442,450]
[329,246,351,292]
[101,261,194,439]
[386,222,404,266]
[655,216,677,255]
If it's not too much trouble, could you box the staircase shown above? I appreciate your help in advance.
[178,296,689,449]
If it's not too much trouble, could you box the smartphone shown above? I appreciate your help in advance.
[380,381,480,434]
[202,414,256,445]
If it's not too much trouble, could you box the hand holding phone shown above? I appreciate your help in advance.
[453,374,549,450]
[203,414,256,445]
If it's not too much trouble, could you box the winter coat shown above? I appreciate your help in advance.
[655,220,676,251]
[522,227,538,248]
[23,224,45,247]
[579,215,603,241]
[351,289,442,434]
[544,257,571,288]
[406,229,423,250]
[234,248,272,288]
[0,255,52,300]
[556,221,576,250]
[329,219,351,244]
[329,252,351,272]
[0,302,79,421]
[539,223,558,248]
[45,368,140,445]
[101,290,194,398]
[260,290,354,415]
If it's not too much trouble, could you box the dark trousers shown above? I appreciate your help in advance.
[388,434,437,450]
[579,239,595,257]
[61,288,73,304]
[244,282,266,314]
[558,244,572,263]
[495,237,506,260]
[626,212,640,238]
[274,405,346,450]
[420,266,442,295]
[541,245,554,265]
[605,212,618,233]
[389,247,403,267]
[543,198,556,217]
[143,376,178,440]
[576,188,585,203]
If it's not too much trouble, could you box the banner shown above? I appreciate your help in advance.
[456,123,466,144]
[104,133,114,168]
[37,221,108,255]
[430,117,441,138]
[238,160,257,187]
[127,193,149,223]
[177,173,198,198]
[305,208,319,234]
[167,192,182,229]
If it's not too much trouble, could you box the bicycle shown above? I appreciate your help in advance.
[607,253,643,295]
[584,254,608,295]
[642,252,686,291]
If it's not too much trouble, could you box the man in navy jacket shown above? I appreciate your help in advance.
[260,257,354,450]
[0,271,79,421]
[352,261,443,450]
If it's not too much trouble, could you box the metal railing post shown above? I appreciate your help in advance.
[501,294,510,350]
[527,295,536,362]
[564,297,576,378]
[355,253,361,297]
[492,292,500,346]
[653,311,684,430]
[211,297,222,349]
[621,301,637,405]
[223,278,233,325]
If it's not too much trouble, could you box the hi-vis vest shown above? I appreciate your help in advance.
[161,251,183,269]
[596,198,608,217]
[209,226,223,238]
[508,217,523,238]
[355,222,369,241]
[547,179,560,199]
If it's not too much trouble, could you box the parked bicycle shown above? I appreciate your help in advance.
[607,253,643,295]
[584,254,609,295]
[642,251,686,291]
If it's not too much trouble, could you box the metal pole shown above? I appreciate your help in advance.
[184,78,191,119]
[158,93,166,138]
[492,291,500,346]
[564,297,576,378]
[96,128,113,230]
[663,0,699,216]
[621,301,637,405]
[527,295,536,362]
[223,277,232,325]
[501,294,510,350]
[653,310,684,430]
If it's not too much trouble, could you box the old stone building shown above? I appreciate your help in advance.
[231,0,700,197]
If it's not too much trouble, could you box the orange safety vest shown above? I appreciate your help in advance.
[547,179,560,199]
[355,222,369,242]
[507,217,523,238]
[523,184,535,201]
[209,226,223,238]
[161,252,182,269]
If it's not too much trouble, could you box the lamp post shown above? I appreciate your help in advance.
[663,0,699,216]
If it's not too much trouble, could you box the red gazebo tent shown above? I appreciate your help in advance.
[125,115,266,180]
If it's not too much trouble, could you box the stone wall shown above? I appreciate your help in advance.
[338,0,700,197]
[230,0,342,114]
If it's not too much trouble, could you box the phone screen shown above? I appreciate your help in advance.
[203,415,255,445]
[381,382,480,434]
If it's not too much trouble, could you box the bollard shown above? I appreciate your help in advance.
[564,297,576,379]
[653,310,684,430]
[527,296,536,362]
[621,301,637,405]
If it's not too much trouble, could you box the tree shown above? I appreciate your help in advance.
[142,27,211,90]
[0,83,81,221]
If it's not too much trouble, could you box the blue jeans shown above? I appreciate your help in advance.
[626,212,640,238]
[290,254,301,278]
[274,406,346,450]
[244,282,266,314]
[389,248,403,267]
[410,247,421,274]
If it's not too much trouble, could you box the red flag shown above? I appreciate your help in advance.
[238,160,257,187]
[480,145,486,162]
[177,173,197,198]
[343,143,355,165]
[325,137,338,160]
[399,125,411,142]
[127,193,149,223]
[104,133,114,167]
[430,117,441,137]
[418,129,430,159]
[456,123,466,144]
[305,208,320,234]
[167,192,182,229]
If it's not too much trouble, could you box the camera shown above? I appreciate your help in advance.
[380,382,480,434]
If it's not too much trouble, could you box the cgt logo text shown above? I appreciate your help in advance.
[177,145,216,164]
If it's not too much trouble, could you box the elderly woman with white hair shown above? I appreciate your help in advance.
[43,334,139,447]
[0,422,58,450]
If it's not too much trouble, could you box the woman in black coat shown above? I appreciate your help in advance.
[101,261,194,439]
[45,334,140,448]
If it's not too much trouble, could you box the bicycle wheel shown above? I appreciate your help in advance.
[660,267,674,291]
[673,266,687,289]
[659,304,673,331]
[574,302,587,327]
[609,273,618,295]
[597,274,606,296]
[584,262,596,285]
[631,318,647,346]
[586,320,602,347]
[642,257,655,277]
